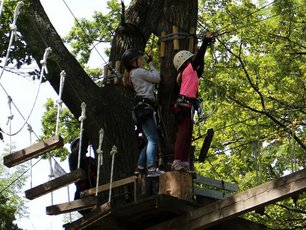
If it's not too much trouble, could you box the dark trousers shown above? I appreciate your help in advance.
[173,108,193,162]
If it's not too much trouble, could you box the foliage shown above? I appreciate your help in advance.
[194,0,306,228]
[40,98,80,161]
[0,147,27,230]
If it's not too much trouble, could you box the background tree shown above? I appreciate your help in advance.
[0,146,27,230]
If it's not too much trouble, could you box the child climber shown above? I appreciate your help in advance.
[122,48,164,177]
[172,31,214,172]
[68,135,97,215]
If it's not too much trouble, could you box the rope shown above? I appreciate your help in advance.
[27,124,33,188]
[108,145,117,203]
[95,128,104,197]
[0,47,51,137]
[55,70,66,135]
[0,0,5,20]
[77,102,86,169]
[0,1,24,81]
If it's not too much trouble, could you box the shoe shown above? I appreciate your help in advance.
[134,166,147,175]
[147,168,165,177]
[171,160,184,171]
[181,161,196,174]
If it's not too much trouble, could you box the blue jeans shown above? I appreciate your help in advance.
[138,116,158,168]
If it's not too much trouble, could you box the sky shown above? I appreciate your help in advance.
[0,0,129,229]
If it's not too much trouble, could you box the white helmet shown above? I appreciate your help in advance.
[173,50,194,71]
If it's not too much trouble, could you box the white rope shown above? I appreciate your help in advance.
[95,128,104,197]
[108,145,117,203]
[55,70,66,135]
[0,0,5,20]
[1,47,52,137]
[77,102,86,169]
[0,1,24,81]
[6,95,13,153]
[27,124,33,188]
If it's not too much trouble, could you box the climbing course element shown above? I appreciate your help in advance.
[3,135,64,168]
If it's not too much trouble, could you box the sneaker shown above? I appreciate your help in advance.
[147,168,165,177]
[171,160,184,171]
[181,161,196,174]
[134,166,147,175]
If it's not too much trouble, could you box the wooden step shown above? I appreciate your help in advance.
[46,196,98,215]
[3,135,64,168]
[82,175,137,196]
[63,202,111,230]
[25,168,86,200]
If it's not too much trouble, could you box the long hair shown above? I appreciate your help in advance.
[123,69,134,89]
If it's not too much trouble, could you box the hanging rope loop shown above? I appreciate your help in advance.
[77,102,86,169]
[95,128,104,197]
[79,102,86,122]
[108,145,117,203]
[40,47,52,74]
[55,70,66,135]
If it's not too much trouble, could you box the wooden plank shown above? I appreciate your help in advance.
[83,175,137,196]
[63,202,111,230]
[194,175,238,192]
[148,168,306,230]
[194,187,231,200]
[3,135,64,168]
[199,128,214,162]
[25,168,86,200]
[46,196,97,215]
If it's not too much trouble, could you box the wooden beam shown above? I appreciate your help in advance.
[194,187,231,200]
[25,168,86,200]
[46,196,97,215]
[194,175,238,192]
[199,128,214,163]
[83,175,137,196]
[3,135,64,168]
[63,202,111,230]
[148,168,306,230]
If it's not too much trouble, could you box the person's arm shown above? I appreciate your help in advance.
[133,66,161,84]
[192,32,214,77]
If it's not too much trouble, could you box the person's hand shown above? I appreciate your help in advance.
[204,31,214,43]
[146,50,153,63]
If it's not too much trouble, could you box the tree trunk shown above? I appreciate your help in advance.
[19,0,197,203]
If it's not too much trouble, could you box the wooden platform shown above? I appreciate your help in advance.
[63,202,111,230]
[3,135,64,167]
[25,168,86,200]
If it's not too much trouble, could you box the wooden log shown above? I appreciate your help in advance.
[149,168,306,230]
[188,27,195,52]
[172,26,179,50]
[83,175,137,196]
[160,31,166,58]
[25,168,86,200]
[3,135,64,168]
[46,196,97,215]
[159,171,193,201]
[63,202,111,230]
